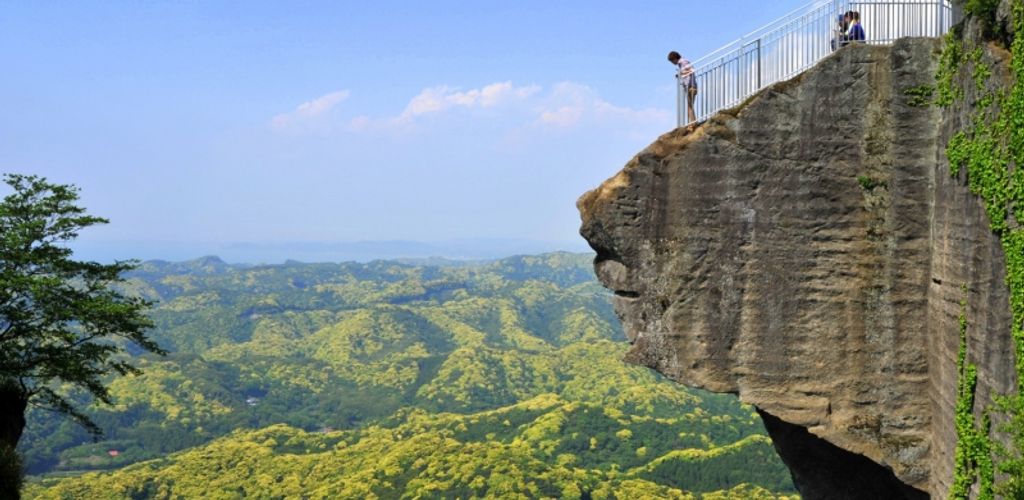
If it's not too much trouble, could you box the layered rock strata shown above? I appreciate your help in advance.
[579,37,1016,498]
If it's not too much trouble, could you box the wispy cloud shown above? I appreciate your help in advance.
[347,81,541,132]
[397,82,541,122]
[271,90,350,130]
[274,82,670,136]
[537,82,670,129]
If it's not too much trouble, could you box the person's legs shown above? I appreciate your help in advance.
[687,87,697,124]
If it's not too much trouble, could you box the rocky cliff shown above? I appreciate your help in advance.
[578,11,1021,497]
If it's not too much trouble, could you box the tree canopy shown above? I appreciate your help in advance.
[0,173,162,448]
[20,252,796,497]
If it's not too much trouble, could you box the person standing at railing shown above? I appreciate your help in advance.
[847,11,866,43]
[668,51,698,127]
[837,11,866,48]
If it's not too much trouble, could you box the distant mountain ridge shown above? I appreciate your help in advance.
[72,238,591,264]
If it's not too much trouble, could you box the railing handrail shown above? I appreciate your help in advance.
[693,0,836,68]
[678,0,958,128]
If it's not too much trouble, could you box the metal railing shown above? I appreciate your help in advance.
[678,0,957,127]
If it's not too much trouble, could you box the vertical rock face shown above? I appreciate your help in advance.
[578,38,1016,498]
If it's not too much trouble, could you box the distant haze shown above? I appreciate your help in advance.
[71,238,592,265]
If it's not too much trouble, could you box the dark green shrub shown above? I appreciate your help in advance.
[857,175,885,191]
[965,0,1000,20]
[964,0,1005,39]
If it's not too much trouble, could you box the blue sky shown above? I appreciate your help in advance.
[0,1,807,262]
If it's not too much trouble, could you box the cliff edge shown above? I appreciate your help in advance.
[578,25,1018,499]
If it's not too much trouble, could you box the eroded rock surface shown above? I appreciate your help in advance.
[579,38,1016,498]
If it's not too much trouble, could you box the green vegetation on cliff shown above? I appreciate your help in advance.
[938,2,1024,497]
[21,253,795,498]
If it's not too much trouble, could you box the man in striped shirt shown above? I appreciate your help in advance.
[668,51,697,126]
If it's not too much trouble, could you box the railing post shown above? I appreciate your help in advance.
[737,41,743,101]
[756,39,762,90]
[832,0,840,50]
[676,77,683,128]
[938,0,946,34]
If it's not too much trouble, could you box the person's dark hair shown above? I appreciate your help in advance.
[667,51,681,63]
[852,11,860,21]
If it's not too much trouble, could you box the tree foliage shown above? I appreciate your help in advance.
[0,174,163,498]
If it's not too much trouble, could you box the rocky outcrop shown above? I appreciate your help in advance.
[578,36,1017,497]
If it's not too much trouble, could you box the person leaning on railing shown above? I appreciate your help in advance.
[668,51,697,127]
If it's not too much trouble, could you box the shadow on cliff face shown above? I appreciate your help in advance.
[758,409,927,500]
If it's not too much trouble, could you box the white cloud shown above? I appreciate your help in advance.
[396,81,541,122]
[348,115,372,132]
[270,81,670,137]
[536,82,671,129]
[271,90,350,129]
[539,106,584,127]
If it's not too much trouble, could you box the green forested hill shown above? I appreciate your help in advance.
[22,253,796,498]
